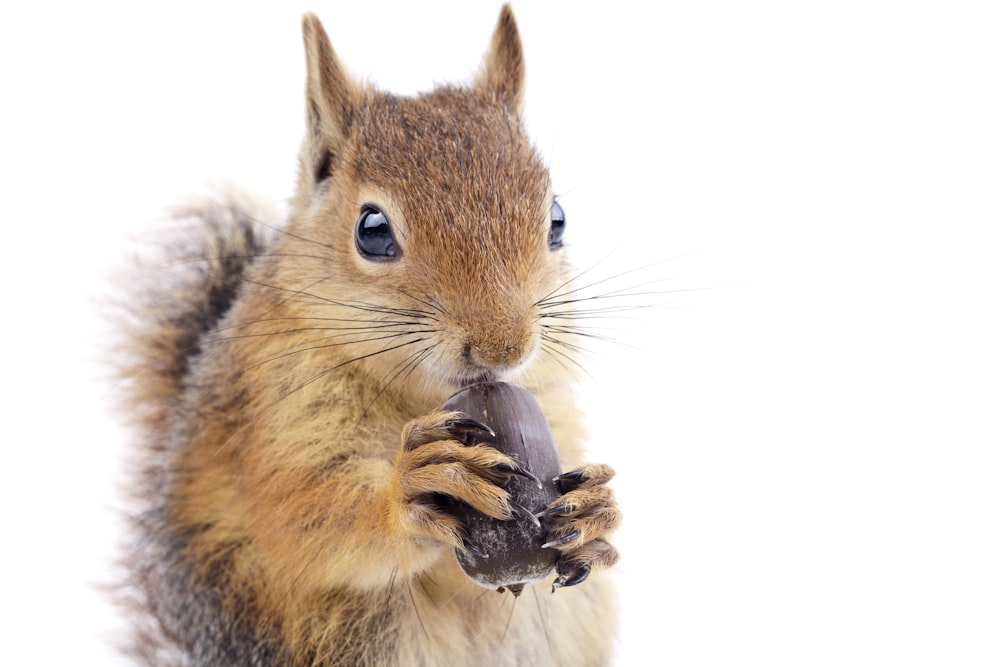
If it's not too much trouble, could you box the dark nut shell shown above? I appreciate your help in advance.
[440,381,562,592]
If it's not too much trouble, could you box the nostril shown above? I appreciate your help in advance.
[464,337,527,370]
[460,312,537,372]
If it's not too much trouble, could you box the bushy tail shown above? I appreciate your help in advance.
[111,189,278,436]
[108,189,280,664]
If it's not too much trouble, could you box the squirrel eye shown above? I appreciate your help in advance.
[355,206,398,260]
[548,201,566,250]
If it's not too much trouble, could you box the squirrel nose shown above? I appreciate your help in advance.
[462,323,533,370]
[464,340,520,368]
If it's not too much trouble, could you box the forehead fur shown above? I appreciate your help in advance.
[352,86,550,230]
[345,85,553,288]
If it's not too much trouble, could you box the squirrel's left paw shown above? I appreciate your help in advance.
[537,463,622,590]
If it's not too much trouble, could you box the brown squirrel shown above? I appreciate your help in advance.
[114,5,621,665]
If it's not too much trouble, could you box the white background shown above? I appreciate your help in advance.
[2,1,998,665]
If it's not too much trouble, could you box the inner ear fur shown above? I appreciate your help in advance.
[301,13,358,183]
[477,4,526,114]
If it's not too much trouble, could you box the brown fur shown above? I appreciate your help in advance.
[115,6,620,665]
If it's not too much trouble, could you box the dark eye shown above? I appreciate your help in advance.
[548,201,566,250]
[355,206,397,260]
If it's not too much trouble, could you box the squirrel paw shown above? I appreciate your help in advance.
[536,463,622,590]
[394,411,534,551]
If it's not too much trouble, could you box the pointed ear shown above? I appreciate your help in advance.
[477,4,525,113]
[301,13,357,183]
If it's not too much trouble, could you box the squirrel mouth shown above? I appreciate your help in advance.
[450,370,501,389]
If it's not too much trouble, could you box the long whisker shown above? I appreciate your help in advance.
[356,343,438,426]
[224,315,436,329]
[531,586,555,663]
[541,304,668,319]
[383,568,399,619]
[239,276,439,320]
[209,323,438,343]
[381,285,447,317]
[535,249,621,306]
[536,254,693,307]
[261,540,329,630]
[542,325,623,344]
[539,339,596,381]
[500,593,518,643]
[240,277,350,307]
[538,280,680,309]
[234,332,431,376]
[214,337,428,455]
[192,197,333,250]
[163,252,333,270]
[407,579,432,643]
[540,286,721,313]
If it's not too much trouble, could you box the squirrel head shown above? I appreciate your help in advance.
[283,6,572,395]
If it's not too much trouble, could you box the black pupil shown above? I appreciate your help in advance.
[549,201,566,250]
[356,207,396,258]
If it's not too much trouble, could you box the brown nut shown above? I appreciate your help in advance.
[440,381,562,595]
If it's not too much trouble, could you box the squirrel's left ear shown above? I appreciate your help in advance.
[301,13,358,185]
[477,4,525,113]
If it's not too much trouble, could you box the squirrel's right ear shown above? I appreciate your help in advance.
[301,13,358,184]
[477,4,526,114]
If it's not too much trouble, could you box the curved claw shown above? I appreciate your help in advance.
[535,502,573,520]
[511,501,542,528]
[552,561,591,592]
[494,462,543,489]
[554,470,587,493]
[542,529,580,550]
[554,464,616,493]
[461,536,488,559]
[445,418,495,444]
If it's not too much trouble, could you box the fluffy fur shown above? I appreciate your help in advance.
[114,6,621,665]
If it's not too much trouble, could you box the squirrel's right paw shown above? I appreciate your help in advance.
[393,411,534,551]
